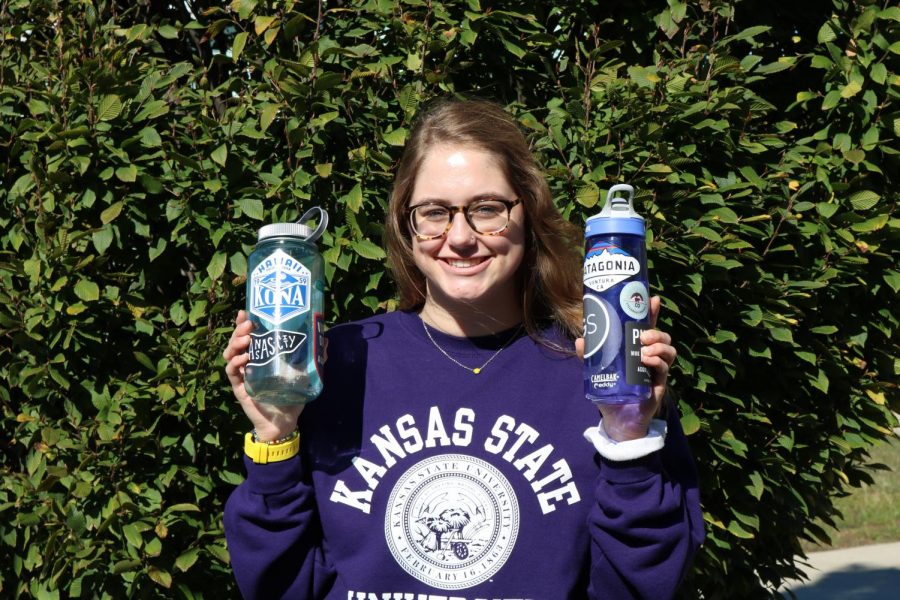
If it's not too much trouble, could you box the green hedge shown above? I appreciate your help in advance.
[1,0,896,597]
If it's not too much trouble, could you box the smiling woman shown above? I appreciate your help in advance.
[222,98,702,600]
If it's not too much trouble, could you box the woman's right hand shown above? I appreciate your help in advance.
[223,310,303,441]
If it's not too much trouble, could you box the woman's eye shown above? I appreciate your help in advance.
[421,207,449,220]
[470,204,503,216]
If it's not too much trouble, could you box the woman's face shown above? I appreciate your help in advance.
[409,144,526,319]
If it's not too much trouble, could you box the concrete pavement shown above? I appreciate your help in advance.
[778,542,900,599]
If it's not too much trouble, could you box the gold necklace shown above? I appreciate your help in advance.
[421,319,522,375]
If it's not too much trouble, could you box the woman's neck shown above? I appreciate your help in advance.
[419,298,523,337]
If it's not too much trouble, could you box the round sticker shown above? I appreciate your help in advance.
[583,294,609,359]
[620,281,649,320]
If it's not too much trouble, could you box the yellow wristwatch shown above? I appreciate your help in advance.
[244,430,300,464]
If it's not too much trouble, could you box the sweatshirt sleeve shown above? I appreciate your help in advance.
[586,397,705,599]
[223,454,335,599]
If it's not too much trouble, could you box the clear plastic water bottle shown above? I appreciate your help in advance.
[583,184,652,405]
[244,207,328,405]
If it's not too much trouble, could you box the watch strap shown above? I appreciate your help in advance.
[244,430,300,464]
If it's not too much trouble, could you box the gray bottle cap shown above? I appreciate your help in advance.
[257,222,314,241]
[585,184,645,237]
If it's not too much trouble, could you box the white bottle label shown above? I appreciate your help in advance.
[583,243,640,292]
[249,249,311,325]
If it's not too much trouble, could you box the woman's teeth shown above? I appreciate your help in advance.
[446,258,483,268]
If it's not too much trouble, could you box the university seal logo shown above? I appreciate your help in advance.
[384,454,520,590]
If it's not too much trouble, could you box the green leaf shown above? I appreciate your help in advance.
[343,183,364,213]
[795,351,817,365]
[230,252,248,277]
[747,472,764,501]
[147,566,172,588]
[680,412,700,435]
[353,239,387,260]
[841,80,862,98]
[158,24,179,39]
[817,203,839,218]
[843,149,865,164]
[884,271,900,293]
[738,166,766,189]
[254,15,277,35]
[259,104,279,132]
[100,201,124,224]
[122,523,143,548]
[850,214,889,232]
[211,144,228,167]
[849,190,879,211]
[810,325,838,334]
[232,31,249,62]
[175,548,201,572]
[115,164,137,182]
[576,183,599,208]
[237,198,265,221]
[92,227,114,254]
[144,536,162,557]
[811,369,829,393]
[207,252,227,280]
[112,559,142,574]
[10,174,35,198]
[74,279,100,302]
[728,520,755,539]
[28,99,50,116]
[382,127,407,146]
[817,22,837,44]
[309,111,339,128]
[708,207,740,224]
[769,327,793,343]
[711,329,738,343]
[822,90,841,110]
[97,95,123,121]
[140,127,162,147]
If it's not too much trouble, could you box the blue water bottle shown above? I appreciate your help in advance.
[583,184,652,405]
[244,207,328,405]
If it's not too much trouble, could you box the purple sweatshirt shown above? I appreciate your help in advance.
[224,310,704,599]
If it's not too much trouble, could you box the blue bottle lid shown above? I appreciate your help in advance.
[258,207,329,242]
[585,184,644,237]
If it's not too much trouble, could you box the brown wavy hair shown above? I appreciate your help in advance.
[384,98,583,342]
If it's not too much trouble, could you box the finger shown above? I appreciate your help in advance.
[648,296,661,329]
[641,342,677,367]
[641,353,671,385]
[574,337,585,361]
[236,309,248,324]
[223,330,252,361]
[232,318,254,337]
[225,352,250,381]
[640,328,672,347]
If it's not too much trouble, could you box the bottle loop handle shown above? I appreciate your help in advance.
[605,184,635,212]
[298,206,329,242]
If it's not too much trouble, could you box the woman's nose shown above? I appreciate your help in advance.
[445,211,476,246]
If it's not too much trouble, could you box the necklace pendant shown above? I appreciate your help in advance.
[472,368,481,374]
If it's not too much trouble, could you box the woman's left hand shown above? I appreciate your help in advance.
[575,296,677,442]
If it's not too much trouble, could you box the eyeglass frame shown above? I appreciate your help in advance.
[406,197,522,241]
